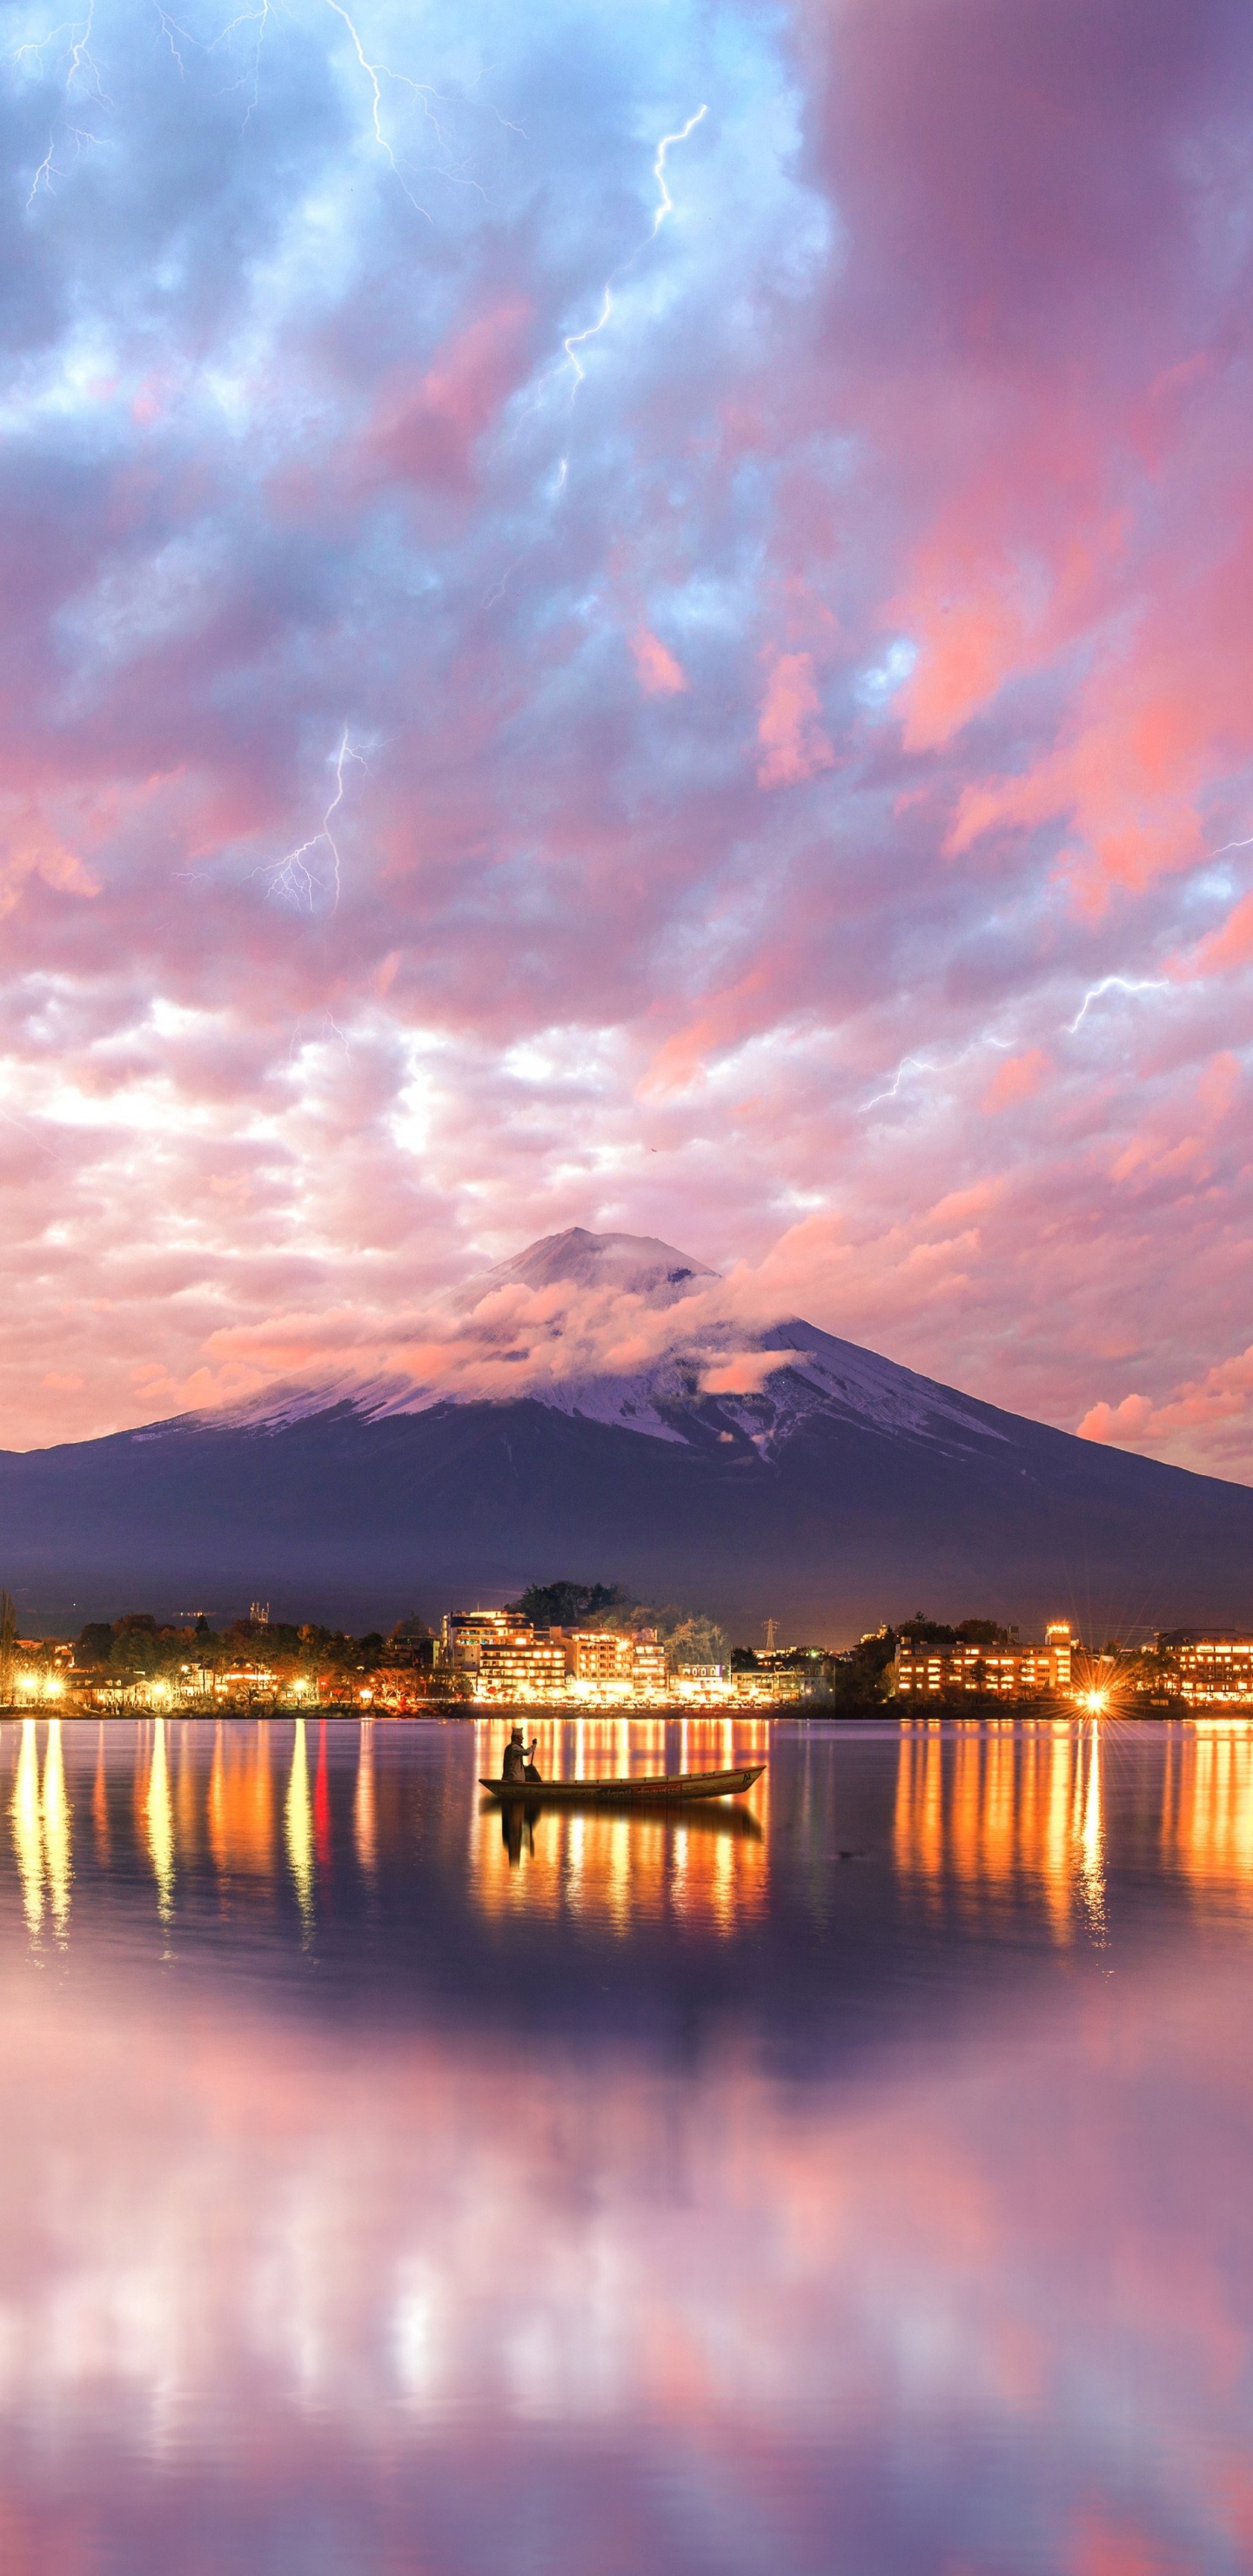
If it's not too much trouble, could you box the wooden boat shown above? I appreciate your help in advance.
[479,1764,764,1806]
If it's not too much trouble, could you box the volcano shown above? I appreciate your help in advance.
[2,1228,1250,1640]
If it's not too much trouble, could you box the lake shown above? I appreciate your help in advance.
[0,1710,1250,2573]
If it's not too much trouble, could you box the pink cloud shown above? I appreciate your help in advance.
[1076,1393,1156,1446]
[982,1050,1049,1114]
[756,653,834,788]
[364,299,534,493]
[628,629,687,696]
[1177,889,1253,979]
[1079,1345,1253,1460]
[700,1350,798,1395]
[4,0,1253,1496]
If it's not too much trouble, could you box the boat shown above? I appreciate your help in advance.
[479,1764,764,1805]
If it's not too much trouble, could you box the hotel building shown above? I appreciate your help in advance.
[895,1621,1075,1701]
[1153,1633,1253,1705]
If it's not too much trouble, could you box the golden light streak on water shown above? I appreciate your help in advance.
[893,1721,943,1902]
[92,1723,110,1864]
[208,1722,275,1877]
[949,1727,982,1901]
[145,1719,175,1924]
[10,1718,43,1939]
[982,1722,1016,1889]
[1079,1721,1107,1940]
[1043,1722,1075,1942]
[285,1720,314,1941]
[354,1723,376,1873]
[894,1720,1109,1942]
[41,1718,70,1942]
[176,1726,200,1860]
[1163,1720,1253,1902]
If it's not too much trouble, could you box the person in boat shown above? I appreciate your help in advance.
[501,1724,540,1785]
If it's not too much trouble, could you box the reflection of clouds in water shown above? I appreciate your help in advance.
[0,1721,1248,2567]
[0,1954,1243,2571]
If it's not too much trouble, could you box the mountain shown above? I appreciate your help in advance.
[2,1227,1252,1640]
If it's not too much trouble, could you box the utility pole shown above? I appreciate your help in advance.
[763,1616,777,1656]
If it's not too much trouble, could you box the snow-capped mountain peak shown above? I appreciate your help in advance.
[475,1225,717,1304]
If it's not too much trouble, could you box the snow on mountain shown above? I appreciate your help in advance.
[477,1226,716,1303]
[145,1229,1006,1461]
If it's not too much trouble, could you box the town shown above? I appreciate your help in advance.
[2,1586,1253,1713]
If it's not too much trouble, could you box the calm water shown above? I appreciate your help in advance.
[1,1711,1251,2574]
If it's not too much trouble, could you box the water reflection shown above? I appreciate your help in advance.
[1163,1719,1253,1902]
[285,1718,314,1940]
[42,1719,71,1941]
[144,1718,175,1923]
[9,1713,1253,1942]
[354,1721,376,1873]
[9,1719,74,1942]
[471,1715,769,1933]
[894,1716,1109,1936]
[208,1720,275,1879]
[0,1718,1245,2573]
[10,1717,43,1936]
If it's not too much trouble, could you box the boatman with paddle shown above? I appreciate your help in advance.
[501,1725,540,1785]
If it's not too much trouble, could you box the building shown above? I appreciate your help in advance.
[895,1622,1075,1700]
[559,1628,635,1690]
[629,1635,668,1701]
[1154,1632,1253,1704]
[733,1667,807,1705]
[443,1609,518,1673]
[1044,1620,1073,1687]
[556,1627,669,1704]
[474,1627,568,1704]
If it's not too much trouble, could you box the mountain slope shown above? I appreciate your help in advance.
[1,1230,1250,1638]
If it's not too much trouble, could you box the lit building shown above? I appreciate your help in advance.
[443,1609,518,1672]
[560,1629,635,1689]
[895,1623,1075,1700]
[474,1627,568,1704]
[628,1635,668,1701]
[667,1669,736,1706]
[1155,1633,1253,1705]
[1044,1621,1073,1687]
[555,1628,670,1705]
[733,1667,806,1704]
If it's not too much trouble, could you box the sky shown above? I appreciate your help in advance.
[4,0,1253,1472]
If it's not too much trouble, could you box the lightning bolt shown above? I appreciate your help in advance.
[1066,976,1169,1033]
[265,728,365,914]
[649,104,707,238]
[17,0,104,205]
[862,1052,941,1110]
[153,5,195,74]
[563,285,613,390]
[321,0,446,219]
[562,100,707,394]
[206,0,271,122]
[861,1031,1012,1111]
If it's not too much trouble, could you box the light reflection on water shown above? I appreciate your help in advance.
[0,1714,1250,2573]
